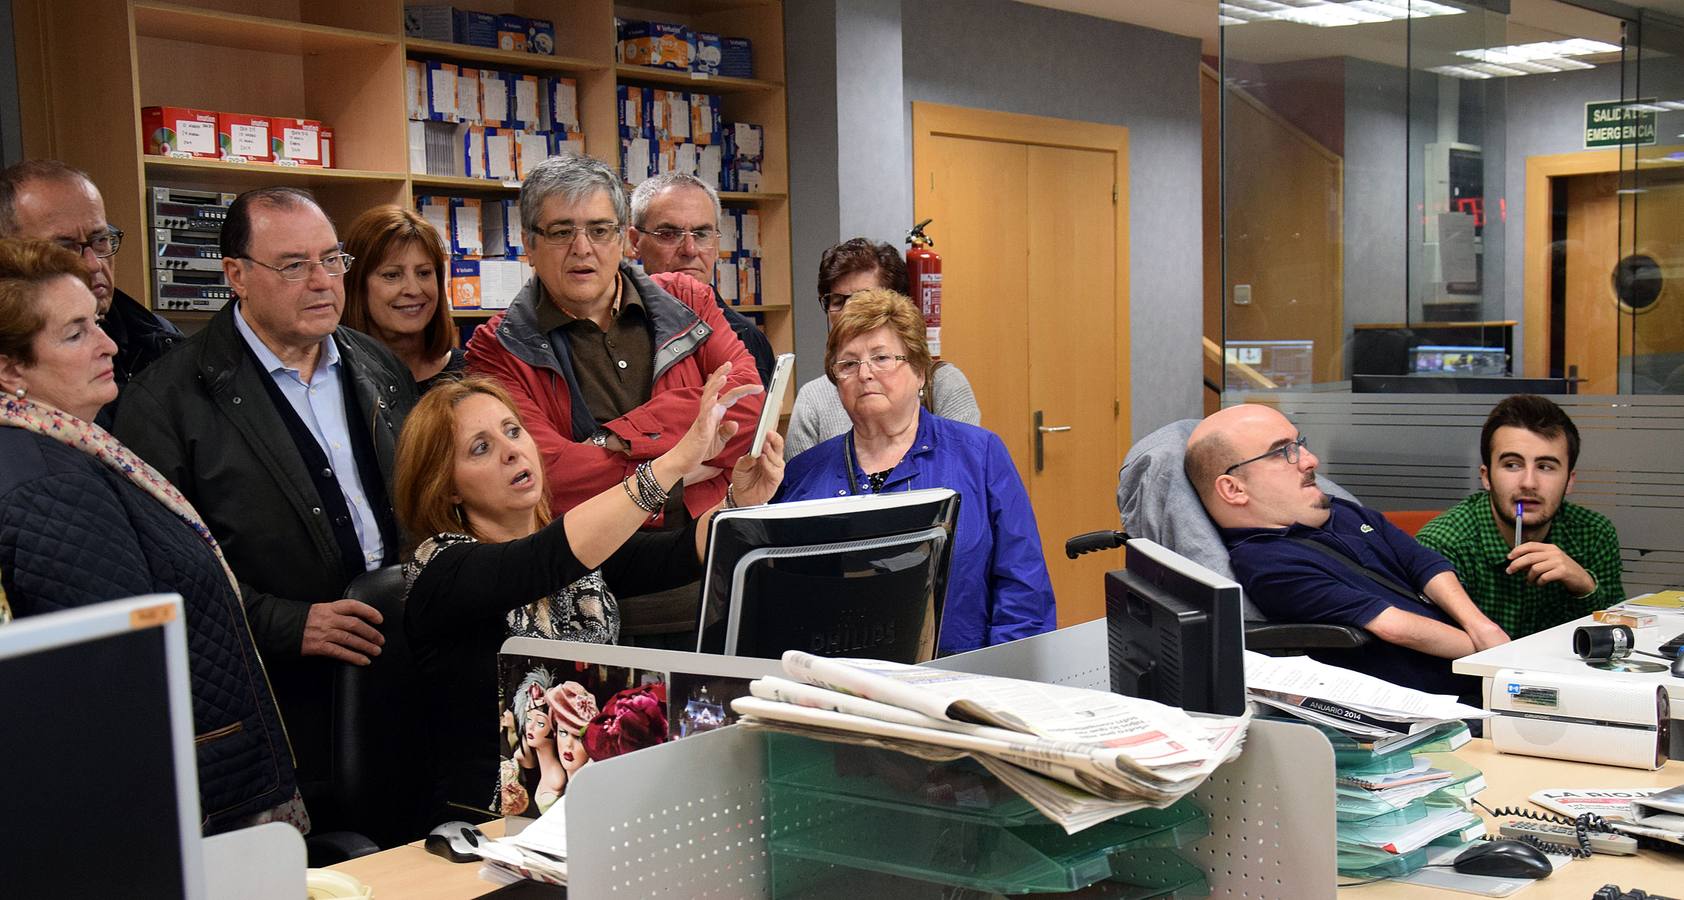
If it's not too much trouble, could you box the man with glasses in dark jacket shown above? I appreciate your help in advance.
[0,160,181,425]
[115,187,417,823]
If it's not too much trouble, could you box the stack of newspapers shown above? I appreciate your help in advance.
[730,651,1251,833]
[1244,651,1488,744]
[1243,651,1492,878]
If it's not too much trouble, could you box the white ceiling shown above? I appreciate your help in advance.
[1013,0,1684,57]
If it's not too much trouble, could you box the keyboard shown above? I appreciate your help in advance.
[1593,885,1679,900]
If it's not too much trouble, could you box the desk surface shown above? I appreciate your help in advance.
[1454,608,1684,708]
[331,742,1684,899]
[1347,740,1684,898]
[331,820,506,899]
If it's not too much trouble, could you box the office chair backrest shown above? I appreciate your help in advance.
[331,565,433,849]
[1116,418,1359,620]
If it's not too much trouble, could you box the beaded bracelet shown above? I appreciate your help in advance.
[724,484,739,509]
[623,461,670,516]
[635,460,668,508]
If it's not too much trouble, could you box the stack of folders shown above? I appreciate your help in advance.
[1244,652,1493,879]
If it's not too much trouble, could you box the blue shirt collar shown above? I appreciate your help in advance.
[233,301,339,377]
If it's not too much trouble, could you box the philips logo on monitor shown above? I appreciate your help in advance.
[809,620,897,656]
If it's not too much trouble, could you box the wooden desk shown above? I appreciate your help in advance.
[1346,740,1684,898]
[333,743,1682,899]
[331,820,506,899]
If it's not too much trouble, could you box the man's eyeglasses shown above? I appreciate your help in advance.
[819,291,857,314]
[533,223,623,246]
[56,227,124,259]
[1224,435,1310,476]
[832,353,908,380]
[644,227,718,248]
[242,252,356,282]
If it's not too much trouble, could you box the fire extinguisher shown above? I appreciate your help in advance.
[905,219,942,359]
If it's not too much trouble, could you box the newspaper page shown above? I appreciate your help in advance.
[778,651,1238,773]
[1245,651,1490,723]
[1530,787,1684,848]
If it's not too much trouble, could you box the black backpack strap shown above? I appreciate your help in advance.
[1286,537,1437,608]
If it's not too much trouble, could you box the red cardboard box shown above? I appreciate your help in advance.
[270,117,323,166]
[319,126,335,169]
[216,112,272,163]
[143,106,219,158]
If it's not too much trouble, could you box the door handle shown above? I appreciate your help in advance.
[1033,410,1072,472]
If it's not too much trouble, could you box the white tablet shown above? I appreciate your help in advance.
[750,353,795,457]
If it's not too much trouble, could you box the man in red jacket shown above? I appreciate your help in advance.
[467,154,762,640]
[468,153,762,518]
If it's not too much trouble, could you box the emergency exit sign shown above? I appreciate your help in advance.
[1585,100,1658,149]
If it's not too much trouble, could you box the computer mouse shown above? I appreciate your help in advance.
[424,820,486,864]
[1452,840,1553,879]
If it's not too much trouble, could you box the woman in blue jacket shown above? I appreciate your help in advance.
[774,290,1055,653]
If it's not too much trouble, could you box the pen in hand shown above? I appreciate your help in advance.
[1514,500,1524,550]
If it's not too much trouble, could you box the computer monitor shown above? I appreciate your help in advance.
[1106,538,1246,716]
[695,488,960,662]
[0,594,207,899]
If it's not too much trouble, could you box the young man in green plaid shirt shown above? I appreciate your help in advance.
[1417,395,1624,638]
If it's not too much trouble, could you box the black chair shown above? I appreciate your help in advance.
[305,565,436,864]
[1064,531,1370,655]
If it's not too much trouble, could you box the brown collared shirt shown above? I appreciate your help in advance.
[536,273,654,424]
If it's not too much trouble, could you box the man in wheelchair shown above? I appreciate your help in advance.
[1184,405,1508,695]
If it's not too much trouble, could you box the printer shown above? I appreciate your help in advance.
[1489,668,1670,770]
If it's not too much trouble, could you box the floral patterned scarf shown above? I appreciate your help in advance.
[0,396,242,599]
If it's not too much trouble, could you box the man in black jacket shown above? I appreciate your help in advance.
[627,172,775,386]
[0,161,182,425]
[115,187,418,814]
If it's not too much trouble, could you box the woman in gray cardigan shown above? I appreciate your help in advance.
[785,238,979,458]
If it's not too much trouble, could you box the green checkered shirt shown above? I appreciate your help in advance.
[1416,491,1625,638]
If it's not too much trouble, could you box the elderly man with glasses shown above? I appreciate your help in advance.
[467,155,762,645]
[1184,404,1507,695]
[115,187,417,815]
[0,160,182,425]
[626,172,775,387]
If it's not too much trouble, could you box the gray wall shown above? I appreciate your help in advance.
[899,0,1205,438]
[784,0,915,382]
[785,0,1207,439]
[1342,58,1411,331]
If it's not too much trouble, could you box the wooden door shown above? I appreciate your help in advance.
[1561,172,1621,393]
[914,103,1130,628]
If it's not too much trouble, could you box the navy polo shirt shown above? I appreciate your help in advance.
[1222,498,1475,697]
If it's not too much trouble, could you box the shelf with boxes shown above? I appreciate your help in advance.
[19,0,789,346]
[131,2,396,54]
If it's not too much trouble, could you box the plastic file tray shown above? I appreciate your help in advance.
[765,734,1209,894]
[766,730,1043,823]
[1336,845,1428,879]
[772,847,1209,899]
[1335,754,1483,821]
[1321,721,1470,767]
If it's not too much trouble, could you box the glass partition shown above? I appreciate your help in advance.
[1621,12,1684,394]
[1218,0,1648,397]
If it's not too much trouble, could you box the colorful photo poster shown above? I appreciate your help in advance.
[496,654,752,816]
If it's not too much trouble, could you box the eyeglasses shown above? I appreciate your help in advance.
[644,227,718,248]
[819,291,857,314]
[1224,435,1310,476]
[832,353,908,380]
[56,227,124,259]
[242,252,355,281]
[533,223,623,246]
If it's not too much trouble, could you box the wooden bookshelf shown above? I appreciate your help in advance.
[15,0,794,358]
[613,63,778,93]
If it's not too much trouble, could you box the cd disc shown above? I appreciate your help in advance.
[1586,659,1668,674]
